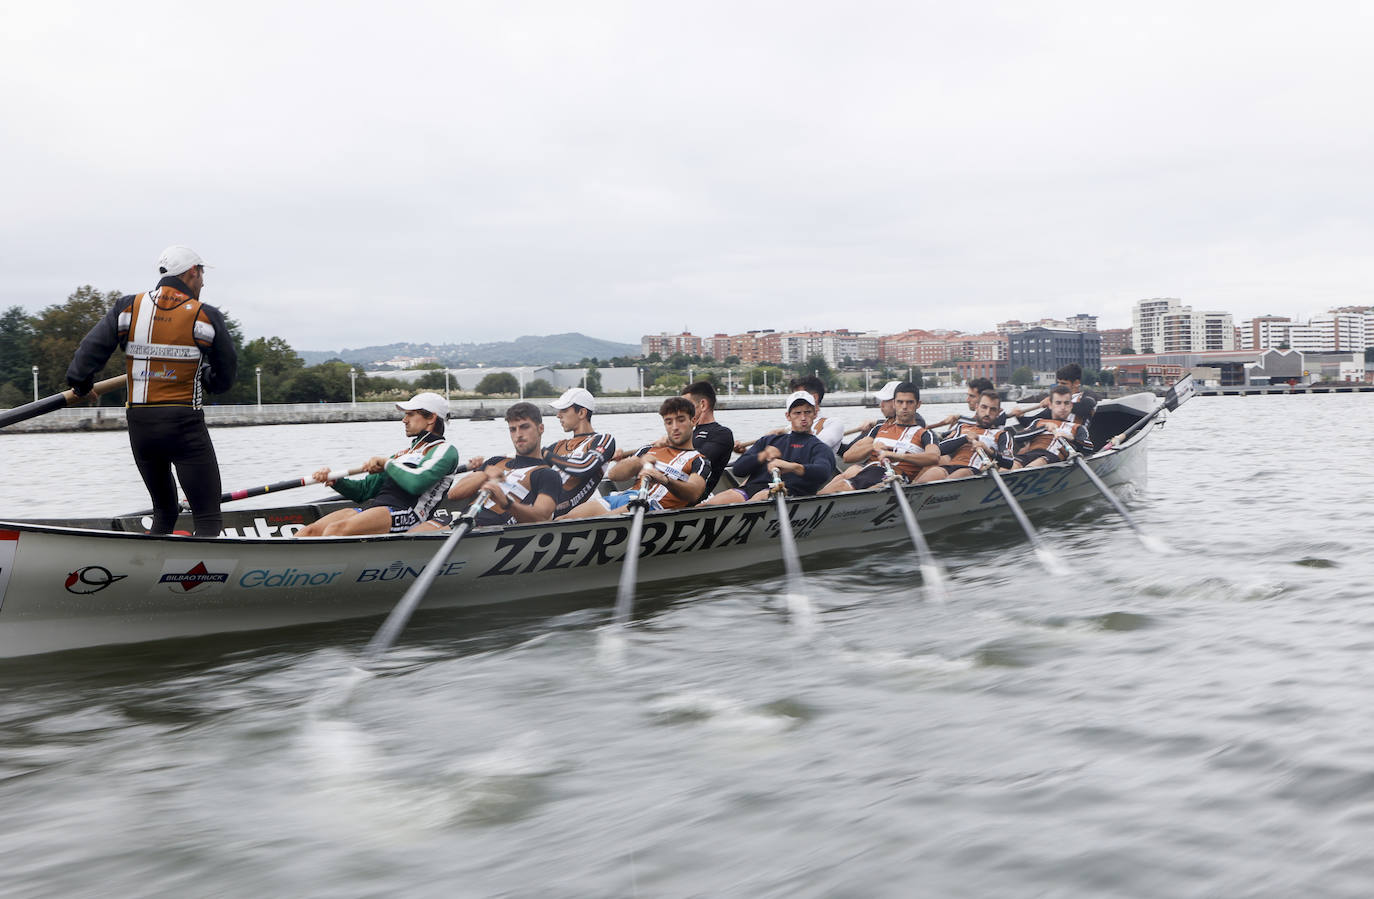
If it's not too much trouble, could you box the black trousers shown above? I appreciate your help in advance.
[126,406,222,537]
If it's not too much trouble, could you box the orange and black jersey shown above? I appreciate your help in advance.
[67,276,237,407]
[859,421,937,479]
[938,423,1014,470]
[544,432,617,516]
[631,444,711,509]
[1012,418,1094,460]
[1017,390,1098,425]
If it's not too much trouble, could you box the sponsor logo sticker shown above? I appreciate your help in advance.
[154,559,237,595]
[64,566,129,595]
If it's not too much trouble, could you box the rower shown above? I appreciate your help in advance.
[707,392,836,504]
[562,397,711,518]
[413,401,559,530]
[916,389,1014,482]
[820,381,938,493]
[296,392,460,536]
[731,375,843,455]
[929,377,1001,431]
[611,380,733,499]
[1008,363,1098,424]
[1010,385,1094,468]
[544,387,617,517]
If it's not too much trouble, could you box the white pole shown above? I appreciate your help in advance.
[32,365,38,402]
[255,366,262,407]
[520,369,525,399]
[639,368,644,399]
[444,369,450,400]
[350,369,357,407]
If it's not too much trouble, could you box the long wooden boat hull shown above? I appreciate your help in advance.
[0,394,1161,658]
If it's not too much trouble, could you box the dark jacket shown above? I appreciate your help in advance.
[731,431,836,496]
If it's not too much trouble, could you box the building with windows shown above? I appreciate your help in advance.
[641,332,703,357]
[1288,313,1368,353]
[1007,327,1101,374]
[1240,316,1293,350]
[1098,327,1132,355]
[1132,298,1235,353]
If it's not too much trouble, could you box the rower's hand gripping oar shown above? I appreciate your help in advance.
[1066,447,1170,554]
[0,374,127,430]
[361,488,490,665]
[880,460,948,602]
[769,469,816,631]
[974,446,1068,576]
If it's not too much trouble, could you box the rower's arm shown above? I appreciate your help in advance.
[386,442,460,495]
[66,295,132,394]
[606,450,648,482]
[507,469,559,524]
[842,434,876,463]
[447,468,492,501]
[332,472,383,502]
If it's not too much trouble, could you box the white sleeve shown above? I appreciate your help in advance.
[816,415,844,451]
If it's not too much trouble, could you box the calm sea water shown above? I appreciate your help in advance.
[1,395,1372,898]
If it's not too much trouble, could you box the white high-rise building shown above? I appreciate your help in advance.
[1133,298,1235,353]
[1288,313,1368,353]
[1241,316,1294,350]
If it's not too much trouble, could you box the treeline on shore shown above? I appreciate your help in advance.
[1,287,1116,408]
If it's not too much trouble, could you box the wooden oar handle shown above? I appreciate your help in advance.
[62,374,128,403]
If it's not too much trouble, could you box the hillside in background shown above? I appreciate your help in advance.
[299,332,640,367]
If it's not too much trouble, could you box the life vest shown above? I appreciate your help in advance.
[636,445,706,509]
[868,422,933,479]
[120,286,216,407]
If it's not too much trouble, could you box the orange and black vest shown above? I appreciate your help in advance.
[119,286,217,408]
[634,444,709,509]
[1021,419,1089,457]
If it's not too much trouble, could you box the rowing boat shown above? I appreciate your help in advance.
[0,389,1178,658]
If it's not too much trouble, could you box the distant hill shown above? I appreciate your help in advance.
[298,333,641,367]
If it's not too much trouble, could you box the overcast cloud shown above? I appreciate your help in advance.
[3,1,1372,351]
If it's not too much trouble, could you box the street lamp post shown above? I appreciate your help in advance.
[728,369,733,396]
[444,368,450,400]
[638,367,644,399]
[32,365,38,402]
[350,368,357,407]
[255,366,262,407]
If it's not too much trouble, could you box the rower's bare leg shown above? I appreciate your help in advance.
[322,506,394,536]
[705,489,748,506]
[944,467,976,480]
[1024,457,1050,468]
[407,519,446,533]
[561,497,612,519]
[818,474,853,495]
[296,507,359,537]
[915,466,948,484]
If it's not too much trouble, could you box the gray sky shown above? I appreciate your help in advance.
[3,1,1372,352]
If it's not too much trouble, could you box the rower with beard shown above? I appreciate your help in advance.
[916,389,1014,483]
[1008,363,1098,424]
[707,392,835,504]
[928,377,1005,432]
[297,392,460,536]
[562,397,710,518]
[544,387,617,517]
[413,401,559,530]
[821,381,938,493]
[1011,385,1094,468]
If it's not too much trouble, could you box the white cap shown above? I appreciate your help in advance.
[785,390,817,411]
[875,380,901,402]
[550,387,596,411]
[396,391,449,418]
[157,246,207,277]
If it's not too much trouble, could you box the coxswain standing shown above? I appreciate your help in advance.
[66,246,237,537]
[296,392,460,536]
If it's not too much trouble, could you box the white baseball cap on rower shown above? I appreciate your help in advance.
[785,390,816,411]
[396,391,449,418]
[157,245,208,277]
[875,380,901,402]
[550,387,596,412]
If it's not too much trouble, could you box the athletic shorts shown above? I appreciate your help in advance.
[358,500,422,532]
[848,463,889,490]
[595,489,663,512]
[719,487,752,502]
[1015,449,1061,466]
[941,464,974,476]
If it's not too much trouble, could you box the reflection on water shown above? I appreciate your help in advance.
[1,396,1373,897]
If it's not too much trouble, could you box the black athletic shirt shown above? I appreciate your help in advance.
[691,421,734,497]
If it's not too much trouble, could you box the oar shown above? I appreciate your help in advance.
[611,476,651,628]
[0,374,127,429]
[361,488,490,664]
[880,460,948,602]
[769,469,816,631]
[217,463,470,506]
[1067,449,1170,554]
[975,447,1068,576]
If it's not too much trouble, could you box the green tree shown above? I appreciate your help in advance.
[0,305,35,396]
[584,366,602,394]
[476,372,520,394]
[526,378,556,397]
[230,334,305,403]
[414,370,450,390]
[745,365,784,392]
[31,286,125,401]
[802,355,833,385]
[282,361,353,403]
[653,372,687,390]
[0,382,27,408]
[1011,366,1035,386]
